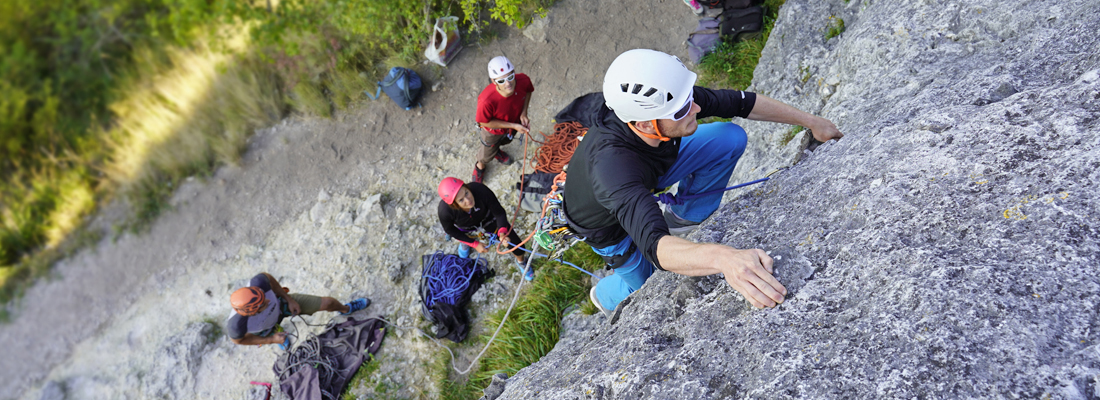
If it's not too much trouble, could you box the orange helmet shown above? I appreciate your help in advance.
[230,287,267,316]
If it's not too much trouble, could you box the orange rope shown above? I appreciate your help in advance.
[534,122,587,173]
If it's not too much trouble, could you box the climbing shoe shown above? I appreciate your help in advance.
[664,208,701,237]
[277,336,291,351]
[516,258,534,281]
[590,286,610,316]
[342,298,371,315]
[472,164,485,183]
[494,150,514,166]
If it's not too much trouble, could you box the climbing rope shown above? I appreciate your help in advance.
[655,177,770,205]
[654,169,785,205]
[275,316,357,400]
[534,121,587,173]
[421,252,484,307]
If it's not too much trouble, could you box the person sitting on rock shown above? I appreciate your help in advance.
[472,55,534,183]
[563,49,843,313]
[226,272,370,347]
[437,177,533,280]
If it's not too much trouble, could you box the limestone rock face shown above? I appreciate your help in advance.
[496,0,1100,398]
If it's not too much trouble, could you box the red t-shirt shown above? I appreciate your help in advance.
[476,73,534,135]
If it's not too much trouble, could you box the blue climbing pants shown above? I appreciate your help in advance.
[591,122,747,311]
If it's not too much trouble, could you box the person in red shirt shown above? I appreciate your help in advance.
[473,56,534,183]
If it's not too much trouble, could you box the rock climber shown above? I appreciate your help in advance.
[226,272,370,347]
[437,177,533,280]
[563,49,843,313]
[473,56,534,183]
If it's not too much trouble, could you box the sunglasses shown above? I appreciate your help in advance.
[494,73,516,85]
[668,92,694,121]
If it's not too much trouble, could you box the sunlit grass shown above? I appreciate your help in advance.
[104,28,282,230]
[44,170,96,248]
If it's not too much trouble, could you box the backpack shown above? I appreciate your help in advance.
[721,5,765,42]
[723,0,763,9]
[418,252,491,342]
[368,67,423,110]
[517,171,562,213]
[687,17,722,64]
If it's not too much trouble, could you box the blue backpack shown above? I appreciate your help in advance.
[367,67,423,110]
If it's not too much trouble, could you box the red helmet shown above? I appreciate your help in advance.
[438,177,465,204]
[230,287,267,316]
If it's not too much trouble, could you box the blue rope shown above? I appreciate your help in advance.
[655,177,771,205]
[423,252,484,307]
[495,237,601,281]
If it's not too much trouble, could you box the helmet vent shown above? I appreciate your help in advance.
[643,88,657,97]
[631,84,643,94]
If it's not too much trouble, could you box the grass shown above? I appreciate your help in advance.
[436,244,604,400]
[825,16,846,40]
[780,126,805,147]
[696,0,787,90]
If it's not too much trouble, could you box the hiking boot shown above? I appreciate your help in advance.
[683,0,704,15]
[664,208,701,237]
[494,150,514,166]
[342,298,371,315]
[590,286,610,316]
[516,258,534,281]
[472,164,485,183]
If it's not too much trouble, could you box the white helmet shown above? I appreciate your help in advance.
[602,49,697,123]
[487,56,514,79]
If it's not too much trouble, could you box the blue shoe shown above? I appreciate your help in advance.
[590,286,610,316]
[277,336,291,351]
[517,259,534,281]
[342,298,371,315]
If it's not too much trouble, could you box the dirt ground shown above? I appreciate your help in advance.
[0,0,704,398]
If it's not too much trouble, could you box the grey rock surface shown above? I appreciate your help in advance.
[497,0,1100,398]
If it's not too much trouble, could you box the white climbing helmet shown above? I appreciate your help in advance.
[602,49,697,123]
[487,56,515,79]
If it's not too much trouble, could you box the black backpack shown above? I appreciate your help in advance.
[721,5,765,42]
[723,0,763,9]
[370,67,423,110]
[516,172,562,213]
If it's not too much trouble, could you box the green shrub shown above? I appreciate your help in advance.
[825,16,846,40]
[0,0,563,314]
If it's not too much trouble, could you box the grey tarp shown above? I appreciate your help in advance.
[273,317,385,400]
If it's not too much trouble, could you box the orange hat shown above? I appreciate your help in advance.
[230,287,267,316]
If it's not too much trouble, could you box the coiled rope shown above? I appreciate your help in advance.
[275,316,356,400]
[421,252,484,308]
[534,121,587,173]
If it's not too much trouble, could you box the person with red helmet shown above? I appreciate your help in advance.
[472,56,535,183]
[437,177,533,280]
[226,272,370,347]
